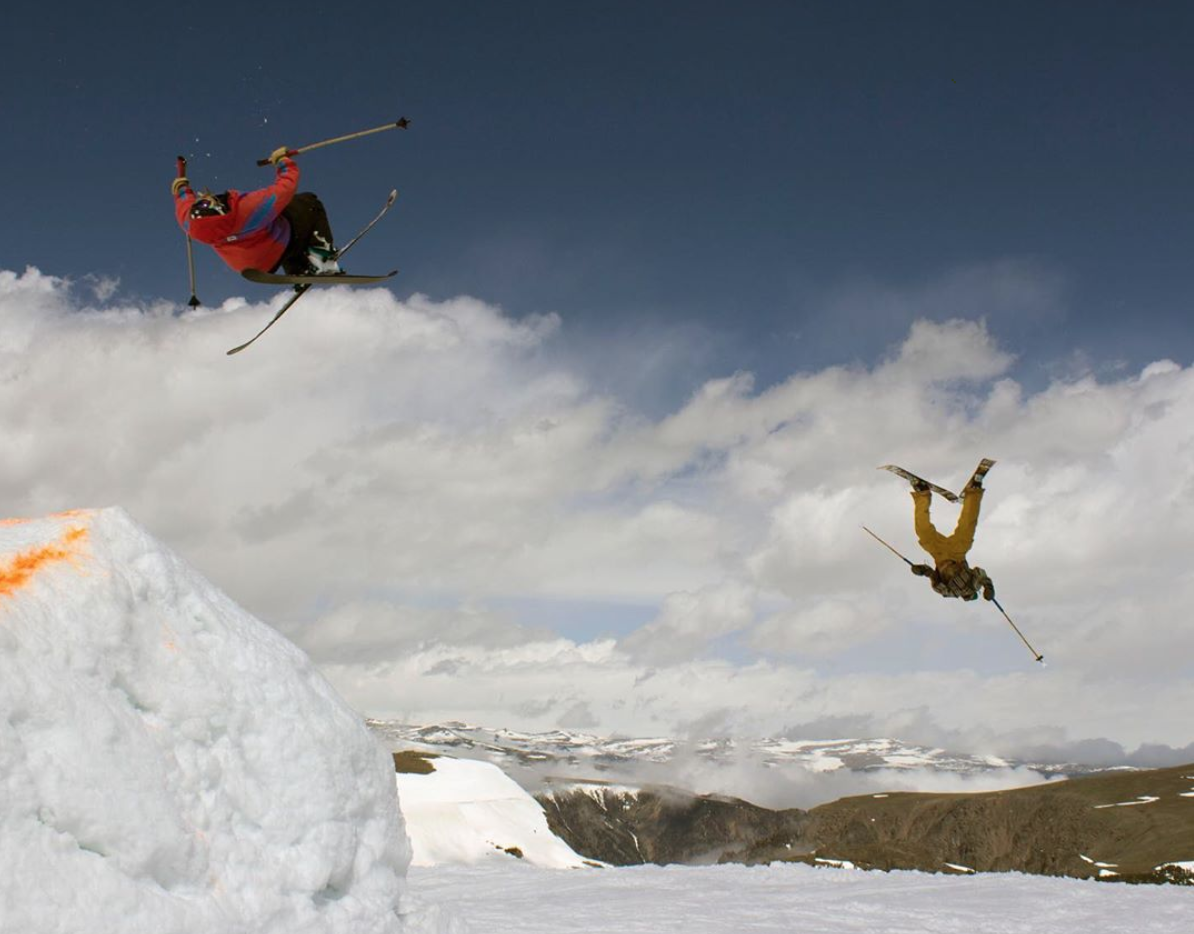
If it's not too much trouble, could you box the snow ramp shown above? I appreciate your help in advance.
[0,507,449,934]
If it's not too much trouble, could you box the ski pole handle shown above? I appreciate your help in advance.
[177,155,187,178]
[253,148,294,168]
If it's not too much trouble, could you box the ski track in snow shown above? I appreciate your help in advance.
[409,862,1190,934]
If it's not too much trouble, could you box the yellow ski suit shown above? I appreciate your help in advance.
[910,488,993,601]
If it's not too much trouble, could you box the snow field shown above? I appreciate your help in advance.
[409,861,1192,934]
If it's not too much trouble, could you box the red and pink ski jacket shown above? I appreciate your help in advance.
[174,158,299,273]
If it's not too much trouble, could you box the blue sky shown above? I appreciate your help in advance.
[5,2,1194,395]
[4,3,1194,758]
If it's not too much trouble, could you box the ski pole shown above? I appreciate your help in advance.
[991,597,1045,665]
[864,526,1045,666]
[177,156,201,308]
[256,117,410,166]
[861,526,914,566]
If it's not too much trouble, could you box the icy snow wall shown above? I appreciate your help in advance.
[0,508,414,934]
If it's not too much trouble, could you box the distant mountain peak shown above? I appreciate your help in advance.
[367,719,1108,788]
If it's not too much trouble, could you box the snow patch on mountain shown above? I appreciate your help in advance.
[1094,796,1161,809]
[542,781,645,804]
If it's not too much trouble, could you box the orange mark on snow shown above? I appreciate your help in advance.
[0,526,89,598]
[62,526,87,546]
[160,619,180,652]
[1,509,92,528]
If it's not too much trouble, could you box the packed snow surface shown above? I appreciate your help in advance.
[0,509,424,934]
[410,861,1190,934]
[396,756,589,868]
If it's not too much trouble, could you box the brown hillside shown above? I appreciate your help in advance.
[538,783,808,865]
[538,764,1194,883]
[801,762,1194,877]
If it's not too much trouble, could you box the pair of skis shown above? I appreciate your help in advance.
[878,458,995,502]
[867,458,1045,665]
[226,189,399,355]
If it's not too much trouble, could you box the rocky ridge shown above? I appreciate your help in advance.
[534,766,1194,883]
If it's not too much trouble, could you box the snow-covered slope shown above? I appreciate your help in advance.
[396,755,591,869]
[0,509,419,934]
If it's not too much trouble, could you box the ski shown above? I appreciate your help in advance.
[961,458,997,498]
[878,465,959,502]
[241,269,396,286]
[226,189,398,356]
[879,458,997,501]
[334,188,398,257]
[226,287,311,355]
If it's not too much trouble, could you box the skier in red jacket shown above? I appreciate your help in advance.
[172,147,341,277]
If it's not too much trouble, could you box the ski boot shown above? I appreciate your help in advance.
[305,232,343,276]
[305,247,342,276]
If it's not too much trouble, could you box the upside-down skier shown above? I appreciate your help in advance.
[869,459,1043,662]
[172,146,342,278]
[906,472,995,602]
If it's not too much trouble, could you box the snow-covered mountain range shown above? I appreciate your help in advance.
[369,719,1115,791]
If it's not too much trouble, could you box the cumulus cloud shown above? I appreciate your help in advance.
[648,759,1059,811]
[293,600,556,665]
[806,258,1069,357]
[3,264,1194,772]
[749,596,892,657]
[621,580,756,664]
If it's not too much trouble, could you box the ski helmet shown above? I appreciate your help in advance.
[190,191,228,218]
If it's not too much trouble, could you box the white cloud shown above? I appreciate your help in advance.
[3,265,1194,765]
[621,580,757,664]
[749,596,892,657]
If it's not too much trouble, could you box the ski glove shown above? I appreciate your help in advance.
[171,177,189,197]
[267,146,292,165]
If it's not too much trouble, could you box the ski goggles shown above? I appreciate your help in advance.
[190,191,228,218]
